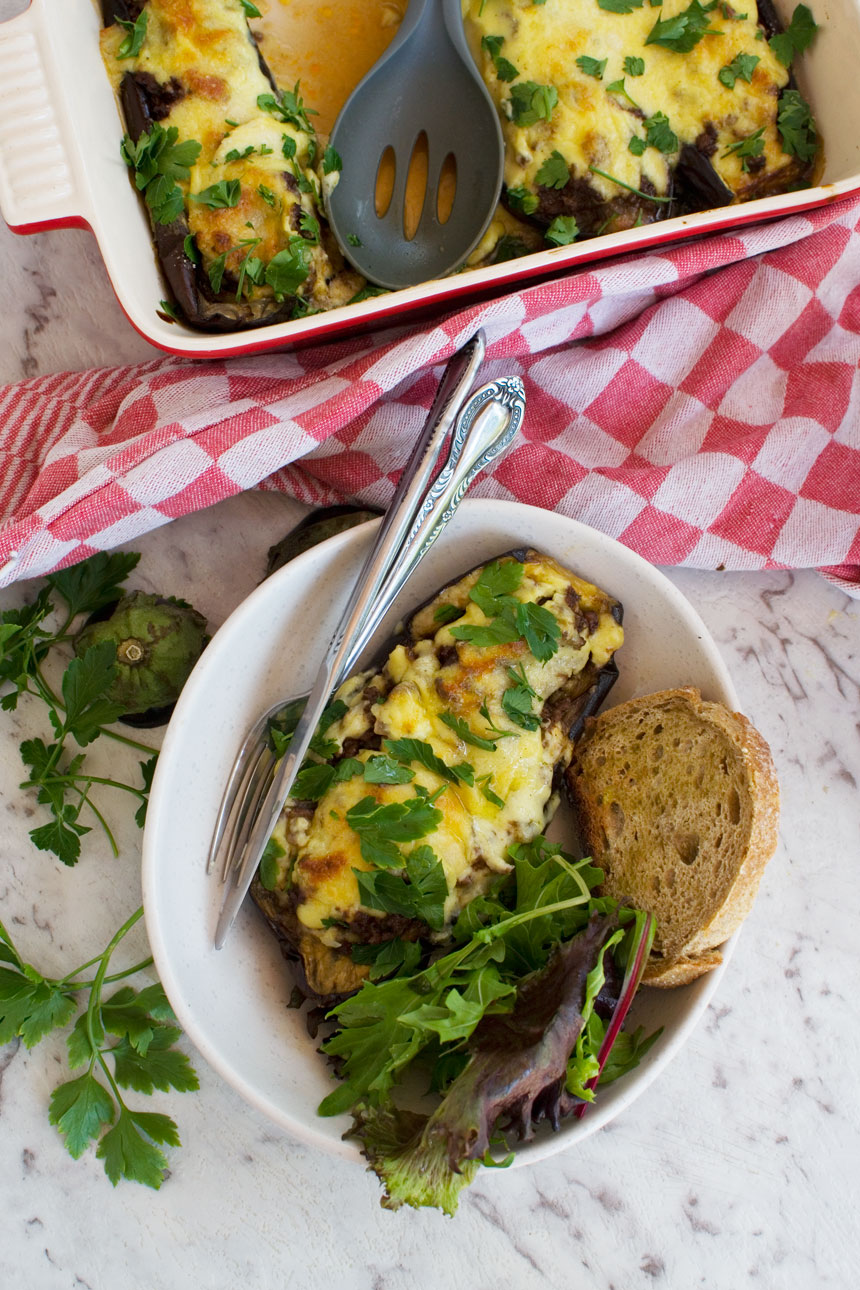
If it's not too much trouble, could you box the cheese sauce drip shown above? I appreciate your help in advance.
[271,553,623,948]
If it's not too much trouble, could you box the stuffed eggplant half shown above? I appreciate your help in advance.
[250,550,624,1001]
[465,0,819,241]
[100,0,362,330]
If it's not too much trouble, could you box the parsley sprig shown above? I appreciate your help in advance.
[2,553,160,865]
[0,908,198,1188]
[769,3,818,67]
[120,125,201,226]
[646,0,722,53]
[448,560,561,662]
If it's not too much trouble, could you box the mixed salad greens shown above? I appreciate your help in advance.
[314,835,657,1213]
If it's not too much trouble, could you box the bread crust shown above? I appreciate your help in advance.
[567,688,779,987]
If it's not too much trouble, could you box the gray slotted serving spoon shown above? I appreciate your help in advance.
[324,0,504,290]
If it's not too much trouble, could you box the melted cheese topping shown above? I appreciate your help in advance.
[279,553,623,946]
[463,0,794,204]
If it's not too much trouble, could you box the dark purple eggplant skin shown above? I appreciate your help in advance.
[103,0,301,332]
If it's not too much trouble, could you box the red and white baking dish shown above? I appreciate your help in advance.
[1,0,859,359]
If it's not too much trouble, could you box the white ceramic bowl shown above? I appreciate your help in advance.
[1,0,858,357]
[142,499,739,1167]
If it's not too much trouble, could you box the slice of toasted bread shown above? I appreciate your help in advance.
[566,688,779,988]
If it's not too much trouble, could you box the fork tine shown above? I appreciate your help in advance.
[219,745,278,883]
[207,708,274,872]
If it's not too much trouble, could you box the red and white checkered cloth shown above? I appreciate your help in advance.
[2,194,859,593]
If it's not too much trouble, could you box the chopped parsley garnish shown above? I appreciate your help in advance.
[589,165,672,202]
[606,77,639,106]
[769,3,818,67]
[643,111,679,153]
[624,55,646,75]
[481,34,519,81]
[363,755,416,786]
[182,234,199,263]
[493,235,532,262]
[323,145,343,174]
[225,144,255,162]
[509,81,559,126]
[190,179,241,209]
[545,215,579,246]
[347,233,362,247]
[257,183,278,208]
[281,134,297,160]
[597,0,644,11]
[501,665,540,732]
[628,135,647,156]
[718,52,759,86]
[645,0,721,53]
[505,185,539,216]
[476,775,505,808]
[120,125,201,226]
[353,845,448,930]
[535,150,570,189]
[383,738,474,786]
[258,836,285,891]
[777,89,817,161]
[576,55,607,80]
[449,560,561,662]
[257,84,317,134]
[434,603,463,625]
[264,239,311,300]
[440,711,503,752]
[722,126,766,171]
[299,210,320,242]
[239,0,262,16]
[346,795,443,870]
[116,10,147,60]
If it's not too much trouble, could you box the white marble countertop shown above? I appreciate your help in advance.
[1,3,859,1279]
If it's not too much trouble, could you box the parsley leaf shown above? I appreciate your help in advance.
[506,185,539,216]
[643,111,679,153]
[351,938,423,981]
[190,179,241,209]
[645,1,721,53]
[628,135,647,156]
[597,0,644,10]
[323,145,342,174]
[265,239,311,300]
[433,603,463,625]
[722,125,766,171]
[346,794,443,868]
[239,0,262,16]
[257,84,317,134]
[576,55,607,79]
[383,737,473,786]
[718,52,759,86]
[120,125,201,226]
[46,551,140,620]
[509,81,559,126]
[769,3,818,67]
[535,150,570,189]
[501,665,540,731]
[439,711,502,752]
[777,89,818,161]
[481,34,519,81]
[364,755,416,785]
[624,55,646,75]
[116,10,147,60]
[354,845,448,930]
[545,215,580,246]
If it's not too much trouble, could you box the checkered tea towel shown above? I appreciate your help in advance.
[1,194,859,593]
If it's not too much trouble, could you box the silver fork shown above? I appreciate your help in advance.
[211,373,526,948]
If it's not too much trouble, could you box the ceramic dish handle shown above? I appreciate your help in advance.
[0,0,86,233]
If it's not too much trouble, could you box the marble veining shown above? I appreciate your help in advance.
[1,2,859,1273]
